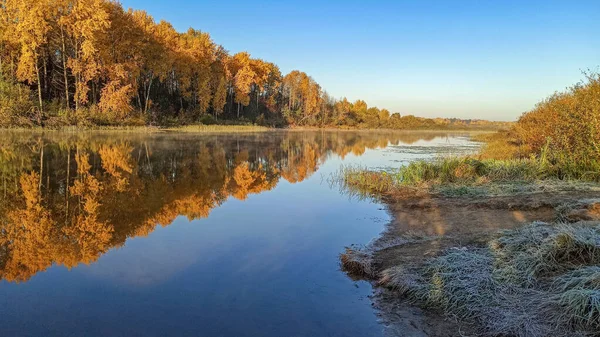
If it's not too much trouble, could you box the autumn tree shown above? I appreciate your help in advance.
[209,46,229,120]
[60,0,109,110]
[2,172,56,282]
[177,28,215,118]
[230,52,255,118]
[7,0,53,121]
[66,151,113,264]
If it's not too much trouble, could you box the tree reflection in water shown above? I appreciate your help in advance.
[0,131,453,282]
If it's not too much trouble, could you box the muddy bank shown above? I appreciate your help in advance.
[342,191,600,337]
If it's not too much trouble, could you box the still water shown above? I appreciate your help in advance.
[0,131,478,337]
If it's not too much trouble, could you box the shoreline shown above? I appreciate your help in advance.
[340,183,600,336]
[0,125,504,134]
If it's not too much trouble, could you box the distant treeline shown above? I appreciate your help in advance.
[0,0,507,129]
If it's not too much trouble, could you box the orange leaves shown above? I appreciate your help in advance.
[232,162,269,200]
[60,0,110,107]
[72,152,102,214]
[98,143,133,191]
[6,0,52,83]
[234,67,255,106]
[250,58,270,91]
[231,52,256,107]
[19,171,42,209]
[3,172,56,282]
[282,70,323,124]
[514,73,600,168]
[379,109,391,122]
[212,76,228,115]
[75,152,91,174]
[99,80,135,118]
[68,150,113,264]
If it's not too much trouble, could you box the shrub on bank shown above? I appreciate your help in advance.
[0,79,35,127]
[339,155,585,197]
[483,72,600,178]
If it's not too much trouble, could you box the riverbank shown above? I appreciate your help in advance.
[0,123,506,134]
[0,124,272,133]
[338,167,600,336]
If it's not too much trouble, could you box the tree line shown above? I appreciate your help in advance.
[0,0,506,129]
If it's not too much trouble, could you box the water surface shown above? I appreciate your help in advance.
[0,130,477,337]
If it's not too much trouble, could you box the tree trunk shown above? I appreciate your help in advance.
[11,57,15,82]
[61,27,70,112]
[39,139,44,192]
[136,90,143,114]
[74,41,79,111]
[144,76,153,114]
[75,74,79,111]
[237,102,240,118]
[35,61,43,124]
[66,147,70,223]
[43,54,48,97]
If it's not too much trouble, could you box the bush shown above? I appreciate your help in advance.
[0,78,35,126]
[199,114,216,125]
[513,72,600,177]
[393,157,551,185]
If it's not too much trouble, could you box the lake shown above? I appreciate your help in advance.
[0,130,479,337]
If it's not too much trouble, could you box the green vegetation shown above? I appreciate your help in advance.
[338,158,560,200]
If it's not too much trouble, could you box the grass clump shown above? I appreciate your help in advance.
[336,155,572,198]
[340,245,375,278]
[393,157,550,185]
[553,266,600,292]
[491,222,600,286]
[335,166,396,199]
[556,289,600,329]
[372,221,600,336]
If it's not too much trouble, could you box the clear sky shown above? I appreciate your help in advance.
[119,0,599,121]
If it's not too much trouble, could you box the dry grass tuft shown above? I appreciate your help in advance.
[340,246,375,278]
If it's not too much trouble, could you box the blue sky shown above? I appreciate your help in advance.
[120,0,599,121]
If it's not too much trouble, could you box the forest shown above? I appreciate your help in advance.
[0,0,506,129]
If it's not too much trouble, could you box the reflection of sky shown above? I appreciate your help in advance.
[0,133,480,337]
